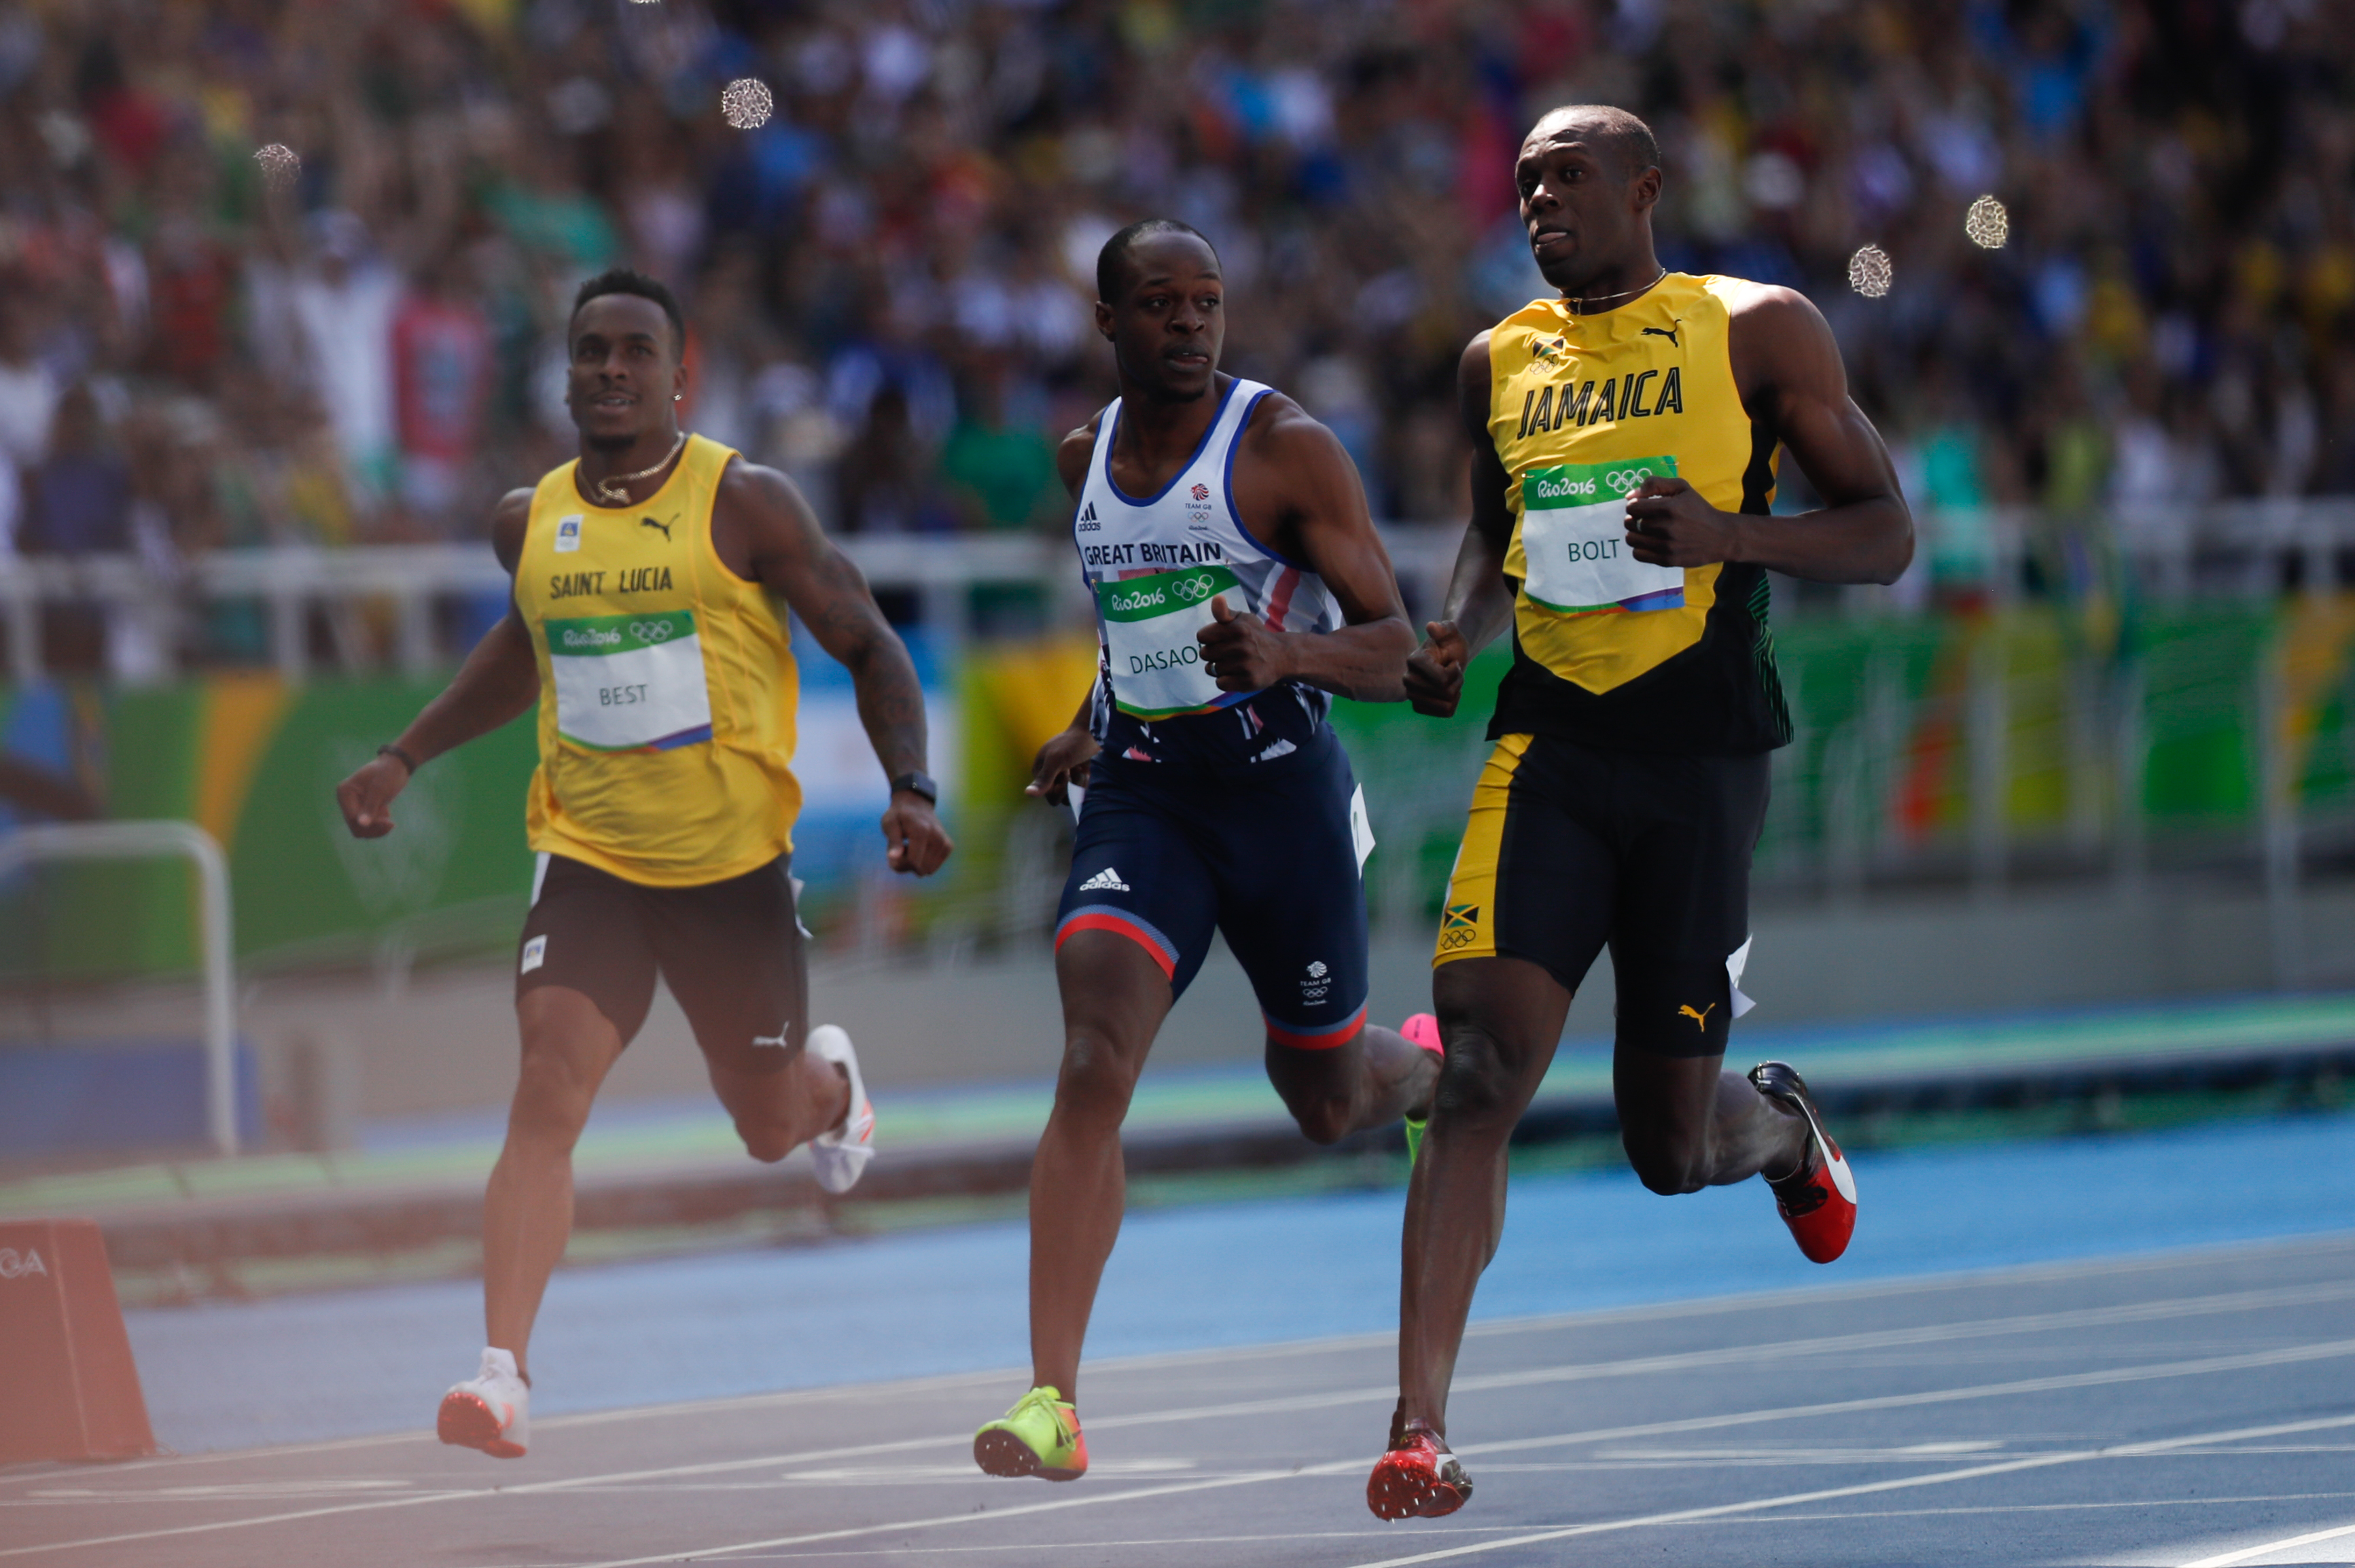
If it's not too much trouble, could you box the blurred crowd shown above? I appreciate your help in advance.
[0,0,2350,652]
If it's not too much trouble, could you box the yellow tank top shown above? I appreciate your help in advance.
[514,434,802,886]
[1485,272,1789,753]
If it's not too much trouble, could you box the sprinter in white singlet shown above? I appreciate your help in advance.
[969,220,1442,1483]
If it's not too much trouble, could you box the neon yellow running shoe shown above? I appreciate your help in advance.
[974,1386,1088,1481]
[1401,1013,1443,1167]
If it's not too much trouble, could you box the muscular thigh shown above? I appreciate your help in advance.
[1053,758,1220,999]
[1204,734,1373,1051]
[516,853,660,1046]
[1607,751,1769,1058]
[649,856,811,1077]
[1433,733,1618,999]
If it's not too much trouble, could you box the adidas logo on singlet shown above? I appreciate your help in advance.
[1077,502,1099,533]
[1078,867,1130,893]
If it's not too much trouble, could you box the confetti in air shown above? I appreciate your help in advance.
[1847,243,1893,299]
[720,78,773,130]
[1964,194,2010,250]
[253,143,300,194]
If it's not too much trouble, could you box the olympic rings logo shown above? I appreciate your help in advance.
[1171,575,1215,603]
[628,620,676,643]
[1604,467,1656,495]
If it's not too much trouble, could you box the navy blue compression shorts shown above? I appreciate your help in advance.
[1053,727,1371,1048]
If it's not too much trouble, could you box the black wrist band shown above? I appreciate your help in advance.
[378,743,419,775]
[889,770,938,804]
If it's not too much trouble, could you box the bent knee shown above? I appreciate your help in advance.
[1288,1099,1353,1146]
[1055,1033,1142,1123]
[508,1071,596,1148]
[1429,1033,1523,1128]
[739,1126,796,1164]
[1623,1135,1709,1196]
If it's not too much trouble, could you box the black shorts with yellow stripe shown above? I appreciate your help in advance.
[1434,733,1769,1058]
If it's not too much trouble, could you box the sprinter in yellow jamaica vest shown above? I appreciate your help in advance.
[334,270,952,1460]
[1366,108,1913,1520]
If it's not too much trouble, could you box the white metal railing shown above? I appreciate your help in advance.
[0,529,1470,683]
[0,821,240,1154]
[3,503,2353,683]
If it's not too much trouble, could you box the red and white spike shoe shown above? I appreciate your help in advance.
[1748,1061,1856,1264]
[1368,1416,1473,1520]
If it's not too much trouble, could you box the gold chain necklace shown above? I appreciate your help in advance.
[1568,268,1668,313]
[586,431,686,505]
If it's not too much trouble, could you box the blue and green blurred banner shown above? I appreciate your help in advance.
[8,601,2355,982]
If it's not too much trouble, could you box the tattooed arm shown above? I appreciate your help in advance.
[712,460,953,876]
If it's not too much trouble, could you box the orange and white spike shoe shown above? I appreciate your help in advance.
[438,1347,529,1459]
[1750,1061,1856,1264]
[808,1025,875,1194]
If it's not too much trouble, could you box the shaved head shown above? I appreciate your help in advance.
[1524,105,1660,183]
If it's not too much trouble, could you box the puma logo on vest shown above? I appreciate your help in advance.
[640,516,673,540]
[1642,324,1681,347]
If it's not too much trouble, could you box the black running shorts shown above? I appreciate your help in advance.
[1433,733,1769,1058]
[516,853,809,1075]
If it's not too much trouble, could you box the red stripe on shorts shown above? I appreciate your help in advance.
[1055,912,1178,980]
[1264,1003,1368,1050]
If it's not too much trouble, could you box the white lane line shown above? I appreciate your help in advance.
[1342,1414,2355,1568]
[469,1497,2355,1563]
[2178,1521,2355,1568]
[14,1228,2348,1495]
[533,1348,2355,1568]
[12,1328,2355,1563]
[1451,1338,2355,1461]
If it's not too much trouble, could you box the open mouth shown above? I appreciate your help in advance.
[592,393,635,410]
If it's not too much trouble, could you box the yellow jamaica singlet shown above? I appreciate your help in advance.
[512,433,802,886]
[1485,273,1790,753]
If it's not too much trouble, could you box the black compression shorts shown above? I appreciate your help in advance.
[1433,732,1768,1057]
[516,853,809,1075]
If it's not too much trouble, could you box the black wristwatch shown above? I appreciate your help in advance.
[889,770,938,804]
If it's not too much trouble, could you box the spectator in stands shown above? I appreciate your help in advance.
[21,384,129,558]
[0,0,2344,673]
[391,251,494,534]
[287,212,400,514]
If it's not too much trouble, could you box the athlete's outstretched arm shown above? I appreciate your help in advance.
[718,462,953,876]
[1207,395,1415,702]
[1404,334,1517,719]
[336,489,541,838]
[1624,284,1912,585]
[1028,422,1106,808]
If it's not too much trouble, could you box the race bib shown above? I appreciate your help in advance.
[1519,455,1686,614]
[1097,564,1237,719]
[546,609,714,751]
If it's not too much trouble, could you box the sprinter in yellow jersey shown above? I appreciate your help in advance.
[1367,108,1913,1520]
[334,270,951,1460]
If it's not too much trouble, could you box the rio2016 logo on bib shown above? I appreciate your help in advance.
[544,609,715,751]
[1518,454,1685,616]
[1097,563,1243,719]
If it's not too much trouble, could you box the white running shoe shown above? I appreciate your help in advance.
[807,1024,875,1194]
[438,1347,530,1459]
